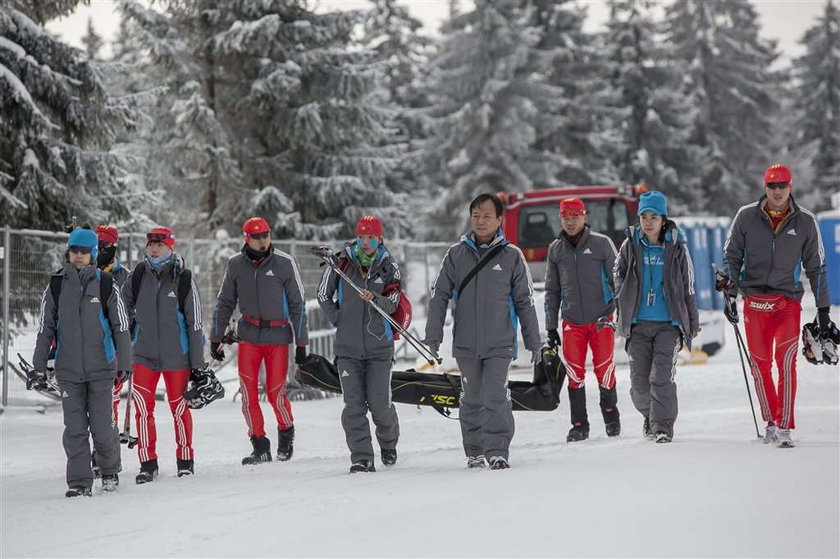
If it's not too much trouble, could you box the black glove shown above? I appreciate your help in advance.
[531,350,541,364]
[115,370,132,387]
[210,341,225,361]
[295,345,307,366]
[547,329,561,349]
[26,370,48,391]
[714,270,735,293]
[724,296,739,325]
[818,308,833,334]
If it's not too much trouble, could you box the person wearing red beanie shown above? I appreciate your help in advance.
[721,163,834,448]
[316,215,402,473]
[127,226,205,483]
[546,198,621,443]
[211,217,309,465]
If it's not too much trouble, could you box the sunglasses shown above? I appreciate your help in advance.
[147,232,173,242]
[248,232,270,240]
[68,246,92,255]
[765,182,790,190]
[99,242,116,249]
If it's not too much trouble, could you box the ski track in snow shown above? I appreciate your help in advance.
[2,323,839,558]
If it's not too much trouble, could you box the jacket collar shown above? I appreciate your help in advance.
[460,228,508,253]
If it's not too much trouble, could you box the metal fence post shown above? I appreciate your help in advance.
[2,225,11,407]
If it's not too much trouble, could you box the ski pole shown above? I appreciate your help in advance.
[311,246,441,365]
[120,375,138,448]
[711,264,761,439]
[732,322,762,439]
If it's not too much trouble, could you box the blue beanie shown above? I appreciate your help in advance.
[637,191,668,217]
[67,228,99,261]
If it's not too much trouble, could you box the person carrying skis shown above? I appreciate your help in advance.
[721,164,834,448]
[545,198,620,442]
[316,215,402,473]
[31,227,132,497]
[424,193,542,470]
[211,217,309,466]
[126,227,205,483]
[614,191,699,443]
[91,224,130,477]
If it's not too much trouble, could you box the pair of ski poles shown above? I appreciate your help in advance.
[311,246,442,367]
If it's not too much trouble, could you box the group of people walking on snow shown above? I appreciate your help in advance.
[27,163,835,497]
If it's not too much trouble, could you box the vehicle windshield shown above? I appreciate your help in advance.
[517,200,629,248]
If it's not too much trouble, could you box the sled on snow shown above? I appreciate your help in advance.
[295,346,566,417]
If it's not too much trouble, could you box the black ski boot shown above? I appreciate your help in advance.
[102,473,119,492]
[599,386,621,437]
[381,448,397,466]
[349,460,376,473]
[277,426,294,462]
[177,459,194,477]
[65,486,92,498]
[566,386,590,442]
[242,435,272,465]
[135,459,159,484]
[466,455,486,469]
[488,456,510,470]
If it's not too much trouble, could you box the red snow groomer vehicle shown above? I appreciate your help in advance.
[498,184,645,280]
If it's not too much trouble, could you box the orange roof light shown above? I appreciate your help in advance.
[634,183,648,195]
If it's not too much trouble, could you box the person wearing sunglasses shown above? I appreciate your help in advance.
[126,227,206,482]
[31,227,133,497]
[721,164,833,448]
[211,217,309,466]
[545,198,621,443]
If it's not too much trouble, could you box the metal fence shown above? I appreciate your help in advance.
[0,225,450,407]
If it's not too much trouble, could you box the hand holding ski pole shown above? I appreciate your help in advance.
[311,246,442,366]
[120,374,139,448]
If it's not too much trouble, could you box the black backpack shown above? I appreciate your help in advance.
[130,261,192,314]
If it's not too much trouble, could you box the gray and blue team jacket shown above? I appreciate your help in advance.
[723,195,830,307]
[425,230,542,359]
[126,254,206,371]
[33,263,132,382]
[211,247,309,346]
[317,243,402,360]
[545,226,618,328]
[614,224,700,348]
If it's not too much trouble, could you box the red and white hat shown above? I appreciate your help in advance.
[355,215,384,238]
[146,227,175,249]
[764,164,792,185]
[95,225,118,244]
[560,198,587,217]
[242,217,271,238]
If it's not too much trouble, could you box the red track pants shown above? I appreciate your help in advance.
[743,294,801,429]
[562,318,617,390]
[238,342,293,437]
[112,376,124,426]
[132,363,193,462]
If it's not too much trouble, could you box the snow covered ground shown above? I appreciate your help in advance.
[2,322,839,558]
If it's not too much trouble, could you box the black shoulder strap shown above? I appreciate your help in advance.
[49,275,63,309]
[458,243,506,295]
[100,272,113,308]
[177,269,192,314]
[131,261,145,303]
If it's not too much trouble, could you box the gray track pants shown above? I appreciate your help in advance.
[60,378,121,488]
[456,357,514,459]
[337,357,399,463]
[627,321,682,437]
